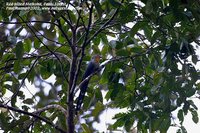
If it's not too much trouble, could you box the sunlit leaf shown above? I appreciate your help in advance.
[81,123,92,133]
[92,101,104,117]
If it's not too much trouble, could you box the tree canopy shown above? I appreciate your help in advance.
[0,0,200,132]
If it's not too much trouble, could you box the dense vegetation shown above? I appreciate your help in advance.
[0,0,200,132]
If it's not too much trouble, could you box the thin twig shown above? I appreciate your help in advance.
[2,53,51,64]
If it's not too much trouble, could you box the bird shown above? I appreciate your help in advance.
[76,55,101,113]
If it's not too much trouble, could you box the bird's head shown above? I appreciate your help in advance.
[92,55,102,63]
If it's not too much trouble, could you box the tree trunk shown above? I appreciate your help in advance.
[67,95,74,133]
[67,55,77,133]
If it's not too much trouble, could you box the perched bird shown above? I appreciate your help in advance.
[76,55,101,113]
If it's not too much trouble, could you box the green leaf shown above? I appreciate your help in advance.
[152,116,170,132]
[130,46,143,53]
[116,49,130,56]
[178,109,184,124]
[24,39,32,52]
[112,117,125,129]
[101,44,109,56]
[0,112,10,130]
[160,117,171,132]
[180,126,187,133]
[19,10,27,16]
[66,10,77,22]
[105,89,112,101]
[19,115,30,122]
[129,22,147,38]
[15,41,24,59]
[40,66,51,80]
[145,0,153,14]
[93,36,101,46]
[1,53,15,62]
[13,60,21,73]
[186,87,196,97]
[81,123,92,133]
[101,34,109,46]
[18,73,27,79]
[153,72,163,85]
[133,58,143,73]
[56,46,69,54]
[1,8,9,21]
[92,0,103,17]
[189,108,199,124]
[92,101,104,117]
[27,67,36,84]
[110,83,123,100]
[192,55,198,64]
[23,98,34,105]
[151,31,160,44]
[188,100,198,110]
[34,39,40,49]
[1,85,7,95]
[11,96,17,107]
[125,117,133,131]
[92,45,100,53]
[119,3,137,24]
[95,88,103,102]
[143,25,152,40]
[115,41,124,50]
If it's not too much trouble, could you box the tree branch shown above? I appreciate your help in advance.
[7,57,39,104]
[0,20,58,26]
[18,15,68,84]
[0,104,67,133]
[2,53,51,64]
[34,104,68,117]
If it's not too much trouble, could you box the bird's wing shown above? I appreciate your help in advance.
[82,61,96,79]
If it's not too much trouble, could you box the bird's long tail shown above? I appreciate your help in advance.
[76,80,89,113]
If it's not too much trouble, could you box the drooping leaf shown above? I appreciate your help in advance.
[189,108,199,124]
[15,41,24,59]
[178,109,184,124]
